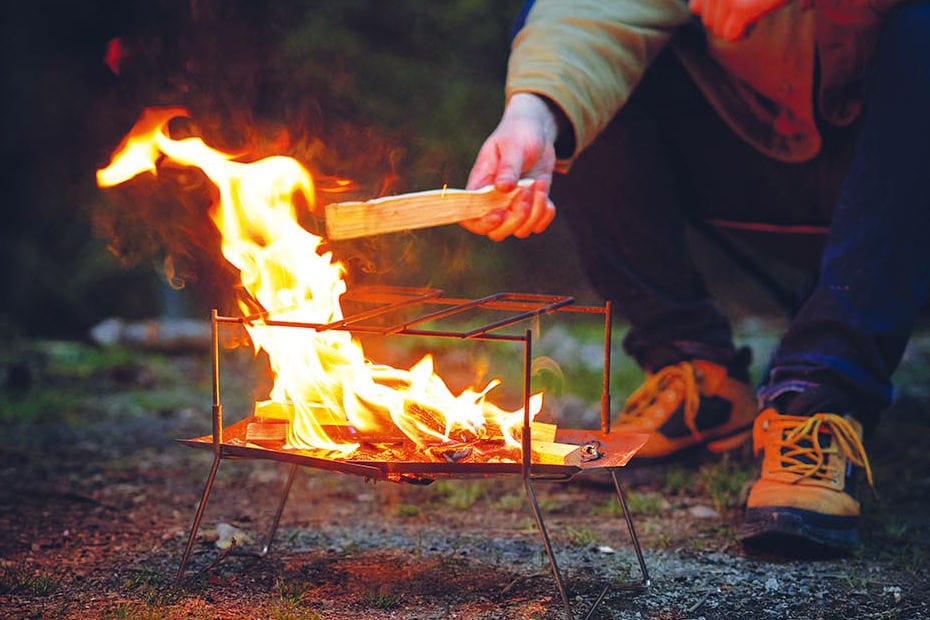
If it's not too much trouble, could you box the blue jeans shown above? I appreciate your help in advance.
[550,4,930,425]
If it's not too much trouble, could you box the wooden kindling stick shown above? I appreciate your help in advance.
[324,179,533,240]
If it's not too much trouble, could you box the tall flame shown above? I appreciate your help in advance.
[97,108,540,459]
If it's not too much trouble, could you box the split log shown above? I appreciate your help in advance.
[245,418,288,442]
[254,399,348,427]
[253,400,292,420]
[324,179,533,240]
[402,400,482,444]
[254,401,406,444]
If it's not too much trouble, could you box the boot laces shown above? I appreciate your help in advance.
[767,413,874,487]
[618,362,702,438]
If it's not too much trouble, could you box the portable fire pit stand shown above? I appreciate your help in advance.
[176,287,651,619]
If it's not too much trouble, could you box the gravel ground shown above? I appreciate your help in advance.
[1,327,928,619]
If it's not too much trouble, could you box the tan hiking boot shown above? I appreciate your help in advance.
[615,359,757,460]
[739,408,874,552]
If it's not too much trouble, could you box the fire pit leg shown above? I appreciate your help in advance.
[262,463,299,555]
[176,454,222,581]
[611,470,651,590]
[523,470,651,619]
[523,476,574,619]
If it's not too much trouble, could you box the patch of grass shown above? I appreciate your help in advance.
[593,495,624,516]
[121,569,181,607]
[361,585,403,610]
[267,578,320,620]
[275,577,306,604]
[517,516,538,532]
[654,531,674,550]
[840,573,872,592]
[101,605,145,620]
[431,480,485,510]
[884,520,910,541]
[893,545,926,574]
[699,523,740,548]
[623,491,665,516]
[661,465,696,495]
[594,489,667,517]
[567,526,598,547]
[0,389,83,424]
[267,602,322,620]
[493,492,525,512]
[39,340,138,379]
[102,602,215,620]
[0,340,209,425]
[696,456,755,511]
[101,603,171,620]
[640,521,675,549]
[0,566,61,596]
[536,496,568,513]
[396,503,420,518]
[686,537,715,552]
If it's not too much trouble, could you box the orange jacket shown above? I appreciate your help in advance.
[507,0,902,170]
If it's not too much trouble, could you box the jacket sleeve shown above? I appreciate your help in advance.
[506,0,692,170]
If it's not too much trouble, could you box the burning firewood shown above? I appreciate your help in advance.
[249,398,582,465]
[324,179,533,240]
[245,418,288,442]
[401,400,483,444]
[425,445,475,463]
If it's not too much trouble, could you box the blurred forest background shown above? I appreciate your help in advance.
[1,0,599,340]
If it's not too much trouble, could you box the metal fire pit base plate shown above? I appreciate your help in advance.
[177,416,653,619]
[177,415,649,482]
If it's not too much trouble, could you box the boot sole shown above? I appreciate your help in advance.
[739,506,859,556]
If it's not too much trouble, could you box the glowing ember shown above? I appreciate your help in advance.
[97,108,541,460]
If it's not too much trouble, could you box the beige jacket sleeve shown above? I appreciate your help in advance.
[506,0,692,171]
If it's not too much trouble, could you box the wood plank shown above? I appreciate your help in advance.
[324,179,532,240]
[530,421,557,443]
[531,441,583,466]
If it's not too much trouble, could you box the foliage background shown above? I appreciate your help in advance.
[0,0,599,339]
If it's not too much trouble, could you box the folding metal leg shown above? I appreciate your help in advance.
[262,463,299,555]
[612,470,651,590]
[177,454,222,580]
[523,470,650,620]
[524,477,573,618]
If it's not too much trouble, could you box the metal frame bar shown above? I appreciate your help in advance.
[174,288,650,617]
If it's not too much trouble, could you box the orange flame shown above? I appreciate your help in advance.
[97,108,540,459]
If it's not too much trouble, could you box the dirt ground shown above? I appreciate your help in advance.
[1,329,929,619]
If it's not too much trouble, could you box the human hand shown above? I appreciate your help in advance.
[462,93,557,241]
[688,0,789,41]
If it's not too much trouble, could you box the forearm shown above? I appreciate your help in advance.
[507,0,691,167]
